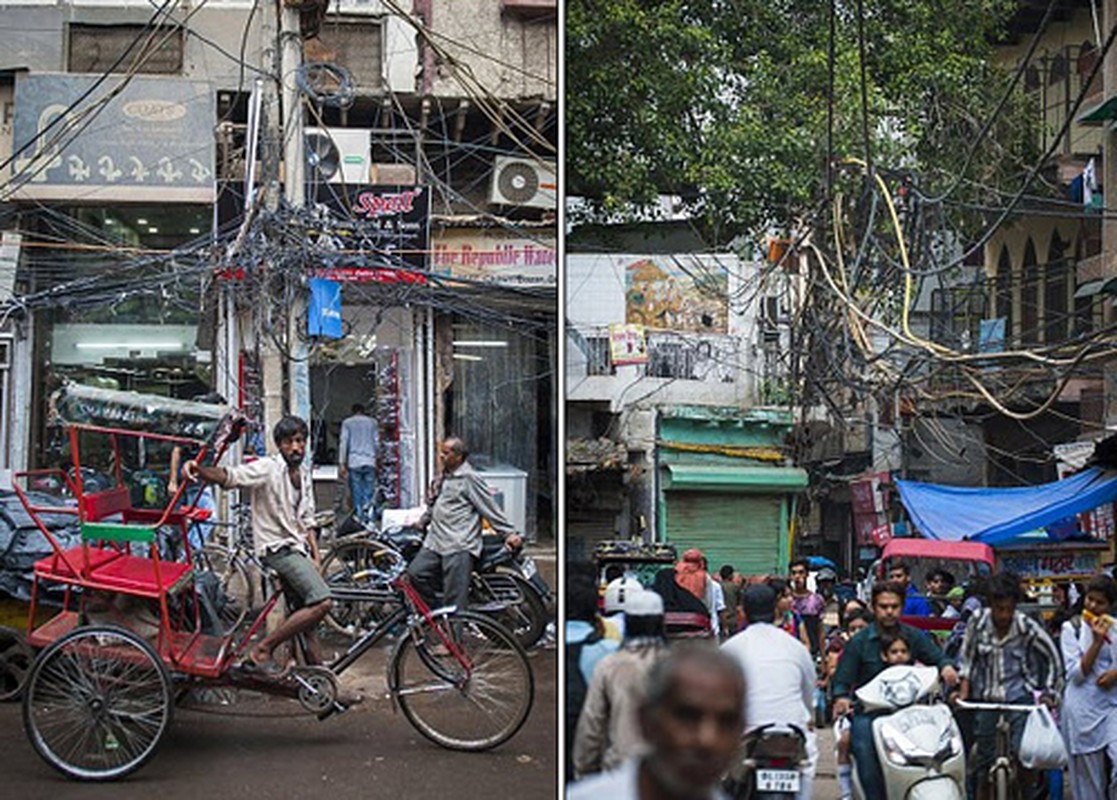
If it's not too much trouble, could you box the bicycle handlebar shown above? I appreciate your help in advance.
[953,700,1043,712]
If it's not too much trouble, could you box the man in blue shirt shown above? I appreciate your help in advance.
[889,560,933,616]
[338,402,378,525]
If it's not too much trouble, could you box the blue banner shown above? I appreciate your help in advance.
[307,278,342,338]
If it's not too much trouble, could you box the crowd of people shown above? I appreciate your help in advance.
[566,550,1117,800]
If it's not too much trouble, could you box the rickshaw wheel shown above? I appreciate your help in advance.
[23,624,172,781]
[0,625,33,700]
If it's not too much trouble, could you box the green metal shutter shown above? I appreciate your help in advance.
[665,491,783,576]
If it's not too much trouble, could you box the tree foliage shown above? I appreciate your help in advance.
[566,0,1039,245]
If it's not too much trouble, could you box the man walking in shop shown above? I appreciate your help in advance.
[338,402,378,526]
[412,437,521,619]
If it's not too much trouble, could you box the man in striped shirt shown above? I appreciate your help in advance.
[959,571,1063,800]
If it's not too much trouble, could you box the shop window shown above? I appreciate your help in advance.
[68,24,184,74]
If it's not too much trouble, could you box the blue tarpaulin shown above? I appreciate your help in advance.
[895,467,1117,545]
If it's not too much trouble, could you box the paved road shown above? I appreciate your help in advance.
[0,637,557,800]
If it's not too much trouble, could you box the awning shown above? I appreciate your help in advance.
[1075,277,1117,298]
[896,467,1117,545]
[1079,96,1117,125]
[663,464,808,492]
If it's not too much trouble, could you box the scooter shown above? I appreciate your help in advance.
[377,524,553,648]
[723,723,809,799]
[851,665,965,800]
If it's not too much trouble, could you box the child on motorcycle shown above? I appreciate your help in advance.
[880,631,913,666]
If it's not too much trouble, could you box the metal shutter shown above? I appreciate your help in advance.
[665,491,783,576]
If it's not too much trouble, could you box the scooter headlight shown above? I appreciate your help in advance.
[879,720,962,766]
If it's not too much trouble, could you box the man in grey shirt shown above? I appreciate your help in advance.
[411,437,521,617]
[338,402,378,526]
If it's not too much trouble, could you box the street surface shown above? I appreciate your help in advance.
[0,639,557,799]
[0,548,559,799]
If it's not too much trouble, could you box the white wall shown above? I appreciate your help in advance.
[565,252,761,412]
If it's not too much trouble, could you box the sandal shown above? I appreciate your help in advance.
[237,659,288,677]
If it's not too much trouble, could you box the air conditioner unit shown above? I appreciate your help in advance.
[489,155,556,209]
[305,127,370,185]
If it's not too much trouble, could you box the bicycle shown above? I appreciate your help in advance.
[954,699,1049,800]
[16,385,535,780]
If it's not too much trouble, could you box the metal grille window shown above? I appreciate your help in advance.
[305,19,383,93]
[584,336,613,376]
[68,25,183,74]
[647,340,696,379]
[930,285,986,351]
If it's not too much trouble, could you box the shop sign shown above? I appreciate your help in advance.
[9,74,215,202]
[313,184,431,273]
[608,323,647,365]
[869,523,893,547]
[997,549,1102,579]
[432,229,556,286]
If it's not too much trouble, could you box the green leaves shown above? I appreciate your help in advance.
[567,0,1035,243]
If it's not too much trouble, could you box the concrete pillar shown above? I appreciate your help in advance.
[1105,0,1117,427]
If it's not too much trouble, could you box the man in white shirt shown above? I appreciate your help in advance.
[566,647,744,800]
[722,583,818,799]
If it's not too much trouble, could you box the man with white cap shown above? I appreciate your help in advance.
[603,573,643,641]
[573,586,670,778]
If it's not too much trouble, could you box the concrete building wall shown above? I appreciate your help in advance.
[0,1,418,93]
[427,0,556,101]
[566,252,760,411]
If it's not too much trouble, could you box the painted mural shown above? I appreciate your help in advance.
[624,257,728,333]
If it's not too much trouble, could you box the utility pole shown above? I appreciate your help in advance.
[282,2,310,424]
[257,0,284,444]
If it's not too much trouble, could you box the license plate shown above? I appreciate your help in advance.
[520,556,538,578]
[756,769,800,792]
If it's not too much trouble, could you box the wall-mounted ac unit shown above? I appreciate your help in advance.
[489,155,556,209]
[305,127,370,185]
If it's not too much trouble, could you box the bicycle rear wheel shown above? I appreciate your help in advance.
[390,610,533,751]
[193,544,254,632]
[23,625,172,780]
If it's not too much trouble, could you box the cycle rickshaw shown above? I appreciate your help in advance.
[12,383,533,781]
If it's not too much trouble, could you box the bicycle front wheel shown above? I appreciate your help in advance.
[23,625,172,781]
[390,610,533,751]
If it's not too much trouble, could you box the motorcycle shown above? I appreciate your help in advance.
[851,665,965,800]
[324,524,552,649]
[724,723,809,799]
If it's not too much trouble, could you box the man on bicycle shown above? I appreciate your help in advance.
[184,415,351,696]
[830,580,959,797]
[411,437,521,621]
[959,571,1062,800]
